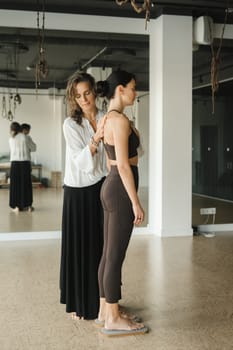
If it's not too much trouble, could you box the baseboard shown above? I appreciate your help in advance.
[0,227,153,241]
[198,223,233,233]
[0,224,198,241]
[0,231,61,241]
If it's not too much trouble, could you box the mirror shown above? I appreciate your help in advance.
[0,25,149,233]
[192,85,233,228]
[0,87,65,232]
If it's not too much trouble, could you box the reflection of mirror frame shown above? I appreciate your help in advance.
[0,9,150,236]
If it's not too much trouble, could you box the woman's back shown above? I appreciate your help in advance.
[103,111,139,162]
[9,133,30,161]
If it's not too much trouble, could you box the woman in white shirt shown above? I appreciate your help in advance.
[9,121,36,212]
[60,72,108,320]
[20,123,37,161]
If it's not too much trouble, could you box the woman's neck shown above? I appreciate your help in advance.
[83,107,98,121]
[108,101,124,113]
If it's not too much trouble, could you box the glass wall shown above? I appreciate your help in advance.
[192,89,233,225]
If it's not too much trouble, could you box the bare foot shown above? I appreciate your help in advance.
[119,310,141,322]
[105,316,145,331]
[70,312,83,320]
[28,206,34,212]
[98,304,140,323]
[12,207,19,213]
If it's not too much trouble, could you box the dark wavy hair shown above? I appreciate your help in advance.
[96,70,136,100]
[10,122,21,137]
[21,123,31,132]
[66,71,96,125]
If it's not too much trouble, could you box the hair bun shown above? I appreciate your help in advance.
[96,80,109,97]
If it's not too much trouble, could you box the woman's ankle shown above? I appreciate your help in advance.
[98,298,106,320]
[105,302,120,321]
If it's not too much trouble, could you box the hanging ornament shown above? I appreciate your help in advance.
[116,0,153,29]
[13,42,22,115]
[101,99,108,112]
[35,0,49,92]
[8,93,14,121]
[2,95,7,119]
[13,93,22,115]
[208,9,228,114]
[14,93,22,105]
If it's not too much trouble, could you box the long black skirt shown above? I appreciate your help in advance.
[9,161,33,209]
[60,178,105,320]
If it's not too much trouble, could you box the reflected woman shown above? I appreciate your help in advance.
[9,121,36,212]
[60,72,108,320]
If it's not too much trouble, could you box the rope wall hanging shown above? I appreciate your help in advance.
[115,0,153,29]
[35,0,49,92]
[13,41,22,115]
[1,94,7,119]
[1,42,22,121]
[1,92,14,122]
[208,8,228,114]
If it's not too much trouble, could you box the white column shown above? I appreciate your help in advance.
[149,15,193,237]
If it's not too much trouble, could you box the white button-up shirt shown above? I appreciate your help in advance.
[63,110,108,187]
[9,133,36,161]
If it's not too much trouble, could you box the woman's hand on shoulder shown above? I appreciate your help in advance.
[95,115,107,141]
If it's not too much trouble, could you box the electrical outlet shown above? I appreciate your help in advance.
[200,208,216,215]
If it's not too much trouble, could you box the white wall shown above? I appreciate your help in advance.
[0,89,64,180]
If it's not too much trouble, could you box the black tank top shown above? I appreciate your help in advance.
[104,110,140,160]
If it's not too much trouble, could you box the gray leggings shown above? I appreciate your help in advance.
[98,165,139,303]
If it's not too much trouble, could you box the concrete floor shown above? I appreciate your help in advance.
[0,187,148,233]
[0,234,233,350]
[1,188,233,234]
[0,188,63,233]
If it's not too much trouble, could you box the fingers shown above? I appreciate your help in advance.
[134,214,144,225]
[96,115,108,140]
[96,120,106,138]
[97,115,107,128]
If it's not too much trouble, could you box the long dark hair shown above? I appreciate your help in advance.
[96,70,136,100]
[66,71,96,125]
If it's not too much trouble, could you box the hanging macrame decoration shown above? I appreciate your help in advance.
[13,42,22,115]
[1,94,7,119]
[1,48,22,121]
[7,93,14,121]
[101,98,108,112]
[35,0,49,92]
[116,0,153,29]
[1,93,14,121]
[208,9,228,114]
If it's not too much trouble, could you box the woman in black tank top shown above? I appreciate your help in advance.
[95,70,148,336]
[104,119,140,160]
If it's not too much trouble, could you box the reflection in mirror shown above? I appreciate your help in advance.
[192,83,233,227]
[0,27,149,233]
[0,187,63,232]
